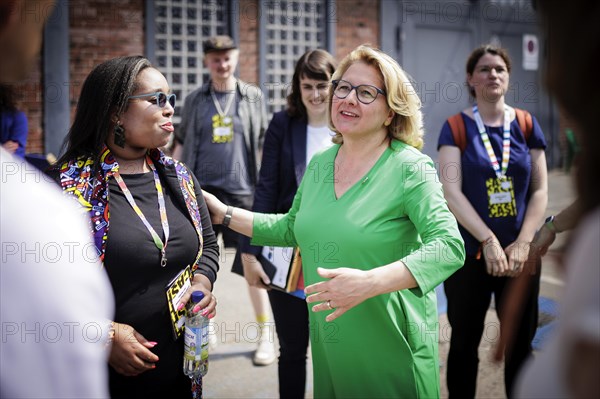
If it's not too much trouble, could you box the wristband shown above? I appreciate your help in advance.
[544,215,558,233]
[481,235,495,246]
[222,206,233,228]
[476,235,495,260]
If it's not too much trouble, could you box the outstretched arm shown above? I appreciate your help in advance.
[532,198,581,257]
[203,190,255,238]
[305,262,418,322]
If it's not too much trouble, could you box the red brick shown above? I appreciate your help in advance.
[239,0,259,84]
[25,0,384,155]
[336,0,379,60]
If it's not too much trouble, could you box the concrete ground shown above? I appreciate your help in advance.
[203,169,575,398]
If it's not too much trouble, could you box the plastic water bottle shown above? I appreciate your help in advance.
[183,291,209,377]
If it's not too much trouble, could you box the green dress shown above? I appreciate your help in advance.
[252,140,465,398]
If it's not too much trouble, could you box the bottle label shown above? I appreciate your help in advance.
[184,326,202,361]
[200,325,209,360]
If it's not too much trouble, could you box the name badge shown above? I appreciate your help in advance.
[165,265,192,339]
[211,113,234,143]
[214,127,230,137]
[490,192,512,204]
[486,176,517,218]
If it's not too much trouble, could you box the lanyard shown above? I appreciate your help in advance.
[113,156,170,267]
[473,105,511,179]
[210,81,236,117]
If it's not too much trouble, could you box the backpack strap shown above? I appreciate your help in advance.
[449,109,533,154]
[448,113,467,153]
[514,108,533,142]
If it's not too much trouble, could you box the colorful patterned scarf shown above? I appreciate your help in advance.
[57,146,204,271]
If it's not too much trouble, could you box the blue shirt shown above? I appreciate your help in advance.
[0,110,28,158]
[437,111,547,256]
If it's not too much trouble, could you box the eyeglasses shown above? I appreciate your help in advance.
[332,79,386,104]
[127,91,176,108]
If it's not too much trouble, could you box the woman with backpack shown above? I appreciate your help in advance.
[437,45,548,398]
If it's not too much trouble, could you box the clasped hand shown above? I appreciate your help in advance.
[305,267,373,322]
[483,237,534,277]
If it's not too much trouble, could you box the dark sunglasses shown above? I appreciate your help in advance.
[127,91,176,108]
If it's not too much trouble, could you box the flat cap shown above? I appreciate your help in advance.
[203,35,237,54]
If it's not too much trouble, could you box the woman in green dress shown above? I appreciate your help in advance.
[203,45,465,398]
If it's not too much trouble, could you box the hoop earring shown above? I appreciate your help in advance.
[114,123,126,148]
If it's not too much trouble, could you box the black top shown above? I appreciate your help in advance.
[105,172,199,398]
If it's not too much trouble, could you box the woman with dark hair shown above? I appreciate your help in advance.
[239,49,337,398]
[437,44,548,398]
[51,55,219,398]
[0,85,28,157]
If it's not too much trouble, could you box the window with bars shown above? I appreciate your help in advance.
[262,0,328,116]
[153,0,231,123]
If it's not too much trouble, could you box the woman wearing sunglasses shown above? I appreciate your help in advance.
[50,56,219,398]
[203,45,465,398]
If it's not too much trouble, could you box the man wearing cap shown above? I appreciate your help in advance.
[173,35,275,365]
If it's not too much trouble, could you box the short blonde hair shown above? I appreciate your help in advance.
[328,45,424,150]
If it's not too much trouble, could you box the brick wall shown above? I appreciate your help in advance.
[238,0,260,85]
[18,0,145,155]
[18,0,383,155]
[335,0,380,60]
[69,0,145,119]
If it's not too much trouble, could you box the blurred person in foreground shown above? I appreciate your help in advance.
[49,56,219,398]
[0,1,114,398]
[203,44,465,398]
[514,2,600,398]
[239,49,337,398]
[437,45,548,398]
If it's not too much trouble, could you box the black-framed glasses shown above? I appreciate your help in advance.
[127,91,176,108]
[332,79,386,104]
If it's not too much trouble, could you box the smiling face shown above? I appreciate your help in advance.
[330,62,393,140]
[204,49,239,86]
[300,76,329,122]
[467,53,510,103]
[107,67,174,159]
